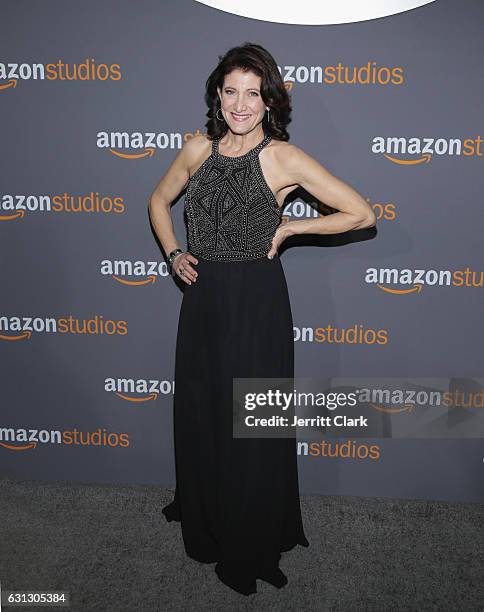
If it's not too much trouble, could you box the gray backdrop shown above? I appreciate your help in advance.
[2,0,483,503]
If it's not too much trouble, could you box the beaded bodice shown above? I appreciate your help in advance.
[184,133,283,261]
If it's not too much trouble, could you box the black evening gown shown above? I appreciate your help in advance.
[162,131,309,595]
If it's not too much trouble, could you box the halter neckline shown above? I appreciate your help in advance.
[213,133,271,163]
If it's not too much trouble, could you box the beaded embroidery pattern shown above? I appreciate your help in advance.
[184,133,283,262]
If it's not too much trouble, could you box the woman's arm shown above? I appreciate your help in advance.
[267,144,376,257]
[148,137,203,258]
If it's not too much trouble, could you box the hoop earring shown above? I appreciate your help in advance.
[216,108,225,122]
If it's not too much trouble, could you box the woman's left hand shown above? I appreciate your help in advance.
[267,222,297,259]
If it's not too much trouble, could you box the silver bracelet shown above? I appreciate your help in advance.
[167,249,183,274]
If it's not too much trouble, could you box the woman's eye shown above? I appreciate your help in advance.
[225,91,258,96]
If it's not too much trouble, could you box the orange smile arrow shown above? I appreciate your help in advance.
[384,153,432,165]
[377,283,423,294]
[0,210,26,221]
[371,403,415,413]
[0,331,32,341]
[0,442,37,450]
[115,392,159,402]
[112,275,156,285]
[0,79,17,91]
[109,147,155,159]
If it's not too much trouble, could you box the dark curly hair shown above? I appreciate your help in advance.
[204,42,292,142]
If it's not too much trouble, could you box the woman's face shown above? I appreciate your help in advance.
[217,69,267,134]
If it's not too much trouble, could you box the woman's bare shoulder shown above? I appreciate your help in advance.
[184,133,213,157]
[183,134,213,176]
[266,138,310,175]
[267,138,306,160]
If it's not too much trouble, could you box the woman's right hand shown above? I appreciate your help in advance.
[172,251,198,284]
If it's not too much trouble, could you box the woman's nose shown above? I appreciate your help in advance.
[234,97,247,111]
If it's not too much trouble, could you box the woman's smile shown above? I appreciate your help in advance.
[231,112,252,122]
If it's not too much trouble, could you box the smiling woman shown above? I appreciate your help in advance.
[148,40,375,597]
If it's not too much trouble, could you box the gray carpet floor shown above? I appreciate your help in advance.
[0,478,482,611]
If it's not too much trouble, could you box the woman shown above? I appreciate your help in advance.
[148,42,376,596]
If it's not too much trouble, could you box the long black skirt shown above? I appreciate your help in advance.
[162,254,309,595]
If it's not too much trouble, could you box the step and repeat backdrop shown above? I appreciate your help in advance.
[2,0,483,503]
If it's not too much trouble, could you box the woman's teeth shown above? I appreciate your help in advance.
[232,113,251,122]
